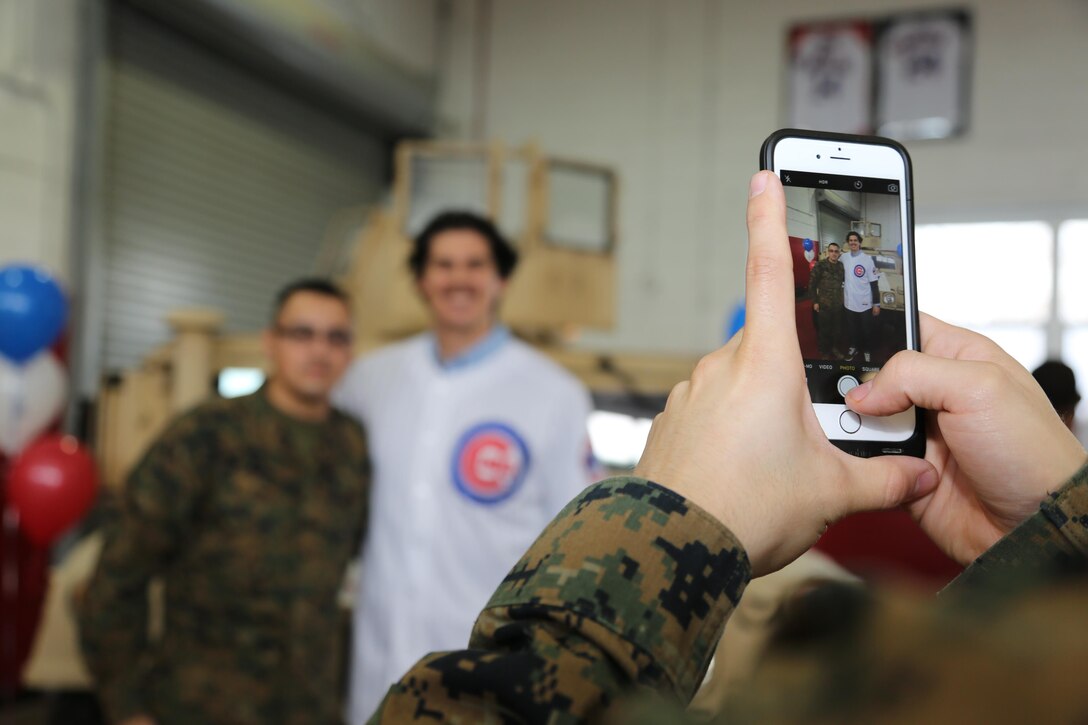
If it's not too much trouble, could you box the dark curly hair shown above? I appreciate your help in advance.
[409,211,518,280]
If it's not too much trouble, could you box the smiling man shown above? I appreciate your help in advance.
[334,210,597,723]
[842,231,881,363]
[80,279,370,725]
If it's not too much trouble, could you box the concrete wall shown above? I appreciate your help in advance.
[7,0,1088,359]
[785,187,819,242]
[347,0,437,77]
[0,0,439,283]
[438,0,1088,354]
[862,193,902,249]
[0,0,80,282]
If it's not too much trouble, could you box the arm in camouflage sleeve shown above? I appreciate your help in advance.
[947,460,1088,592]
[370,477,751,723]
[78,412,211,722]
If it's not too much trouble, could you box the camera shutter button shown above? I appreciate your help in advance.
[837,375,859,397]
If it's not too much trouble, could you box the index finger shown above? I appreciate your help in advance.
[742,171,798,358]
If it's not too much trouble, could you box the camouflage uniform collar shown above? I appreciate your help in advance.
[249,383,337,429]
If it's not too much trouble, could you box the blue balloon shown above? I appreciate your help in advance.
[896,242,903,258]
[724,301,746,342]
[803,238,814,251]
[0,264,68,364]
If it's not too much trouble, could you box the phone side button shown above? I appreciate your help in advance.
[839,410,862,434]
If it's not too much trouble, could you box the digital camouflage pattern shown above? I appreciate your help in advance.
[79,389,369,725]
[372,478,749,723]
[808,257,845,310]
[371,461,1088,723]
[808,257,845,356]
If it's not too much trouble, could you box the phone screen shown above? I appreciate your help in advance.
[780,169,908,405]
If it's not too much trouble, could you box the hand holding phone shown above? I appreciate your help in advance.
[635,171,937,576]
[847,313,1087,564]
[760,129,924,458]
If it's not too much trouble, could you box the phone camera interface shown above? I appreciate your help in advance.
[780,169,907,405]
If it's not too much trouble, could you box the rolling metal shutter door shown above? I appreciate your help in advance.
[102,7,386,371]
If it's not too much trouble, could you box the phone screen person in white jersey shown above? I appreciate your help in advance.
[842,231,881,363]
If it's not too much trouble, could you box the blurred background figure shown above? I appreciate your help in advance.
[1033,360,1081,433]
[334,212,596,722]
[78,280,369,725]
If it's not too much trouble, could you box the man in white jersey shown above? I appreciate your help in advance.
[335,210,597,722]
[841,231,881,363]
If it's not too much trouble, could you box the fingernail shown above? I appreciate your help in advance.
[749,172,768,198]
[912,468,938,498]
[847,381,872,403]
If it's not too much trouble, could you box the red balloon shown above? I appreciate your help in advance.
[7,435,99,547]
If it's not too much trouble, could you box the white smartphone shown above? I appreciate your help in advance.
[760,129,924,458]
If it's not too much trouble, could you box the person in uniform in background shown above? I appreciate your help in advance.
[334,210,596,723]
[1032,360,1081,431]
[808,241,845,358]
[79,279,369,725]
[841,231,881,363]
[367,171,1088,724]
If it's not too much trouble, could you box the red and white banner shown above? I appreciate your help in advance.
[789,22,874,134]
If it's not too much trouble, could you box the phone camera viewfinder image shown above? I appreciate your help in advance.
[780,169,906,405]
[762,129,922,457]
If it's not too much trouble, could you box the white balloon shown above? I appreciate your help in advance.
[0,352,67,456]
[804,249,816,262]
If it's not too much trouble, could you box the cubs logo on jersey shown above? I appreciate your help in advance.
[853,264,866,277]
[451,422,531,504]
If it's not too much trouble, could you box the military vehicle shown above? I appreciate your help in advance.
[864,247,905,313]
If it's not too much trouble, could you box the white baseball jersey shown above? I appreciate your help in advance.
[334,329,596,723]
[841,250,880,312]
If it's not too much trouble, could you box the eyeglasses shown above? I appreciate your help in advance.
[274,325,353,348]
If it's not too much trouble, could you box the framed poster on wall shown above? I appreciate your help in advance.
[786,9,972,140]
[788,21,874,134]
[875,10,972,140]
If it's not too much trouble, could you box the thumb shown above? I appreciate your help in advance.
[835,454,939,519]
[846,349,997,417]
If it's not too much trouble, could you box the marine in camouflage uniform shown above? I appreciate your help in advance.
[79,388,369,725]
[370,460,1088,723]
[808,244,845,358]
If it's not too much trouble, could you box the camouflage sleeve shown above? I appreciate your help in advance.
[807,265,821,300]
[947,458,1088,592]
[77,411,212,721]
[370,477,750,723]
